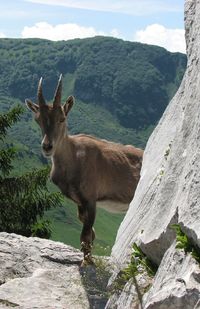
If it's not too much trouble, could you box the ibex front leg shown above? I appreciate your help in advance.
[78,202,96,266]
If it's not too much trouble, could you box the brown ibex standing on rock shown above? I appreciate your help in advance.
[26,75,143,266]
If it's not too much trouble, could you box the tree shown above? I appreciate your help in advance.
[0,105,62,238]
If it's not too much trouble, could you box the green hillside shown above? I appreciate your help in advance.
[0,36,187,254]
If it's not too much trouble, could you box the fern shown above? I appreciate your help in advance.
[171,224,200,264]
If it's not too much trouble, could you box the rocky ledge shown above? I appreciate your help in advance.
[0,232,108,309]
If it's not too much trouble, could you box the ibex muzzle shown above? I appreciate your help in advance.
[41,135,53,156]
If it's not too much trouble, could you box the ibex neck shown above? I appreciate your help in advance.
[50,134,76,183]
[53,134,73,162]
[50,135,76,188]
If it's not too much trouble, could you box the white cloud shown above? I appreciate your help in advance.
[25,0,182,16]
[0,31,6,38]
[21,22,119,41]
[134,24,186,53]
[21,22,186,54]
[110,28,120,37]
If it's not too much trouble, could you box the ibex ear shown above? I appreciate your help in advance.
[63,96,74,116]
[25,99,39,113]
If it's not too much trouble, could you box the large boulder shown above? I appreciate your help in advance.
[107,0,200,308]
[0,232,110,309]
[0,232,89,309]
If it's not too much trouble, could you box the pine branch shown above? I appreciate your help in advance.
[0,105,24,139]
[0,147,16,175]
[0,166,51,195]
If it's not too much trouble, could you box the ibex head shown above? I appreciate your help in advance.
[25,74,74,157]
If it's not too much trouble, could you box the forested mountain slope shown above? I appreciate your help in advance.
[0,36,186,146]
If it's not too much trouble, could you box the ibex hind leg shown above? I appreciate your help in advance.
[78,202,96,266]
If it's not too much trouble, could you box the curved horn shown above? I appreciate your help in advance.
[37,77,46,107]
[53,74,62,107]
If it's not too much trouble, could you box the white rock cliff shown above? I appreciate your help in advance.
[107,0,200,308]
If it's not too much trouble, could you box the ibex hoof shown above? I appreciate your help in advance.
[81,241,93,252]
[81,254,95,267]
[80,242,94,267]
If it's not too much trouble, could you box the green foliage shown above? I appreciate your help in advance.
[113,243,157,293]
[31,219,52,238]
[0,107,63,238]
[124,243,157,278]
[171,224,200,263]
[0,104,24,139]
[0,105,25,175]
[0,148,17,176]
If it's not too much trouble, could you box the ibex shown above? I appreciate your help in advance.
[26,75,143,265]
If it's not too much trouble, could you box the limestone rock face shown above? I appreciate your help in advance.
[107,0,200,307]
[144,242,200,309]
[0,232,89,309]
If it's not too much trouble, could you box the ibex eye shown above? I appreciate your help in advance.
[60,118,65,123]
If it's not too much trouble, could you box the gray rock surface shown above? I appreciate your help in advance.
[107,0,200,307]
[106,280,141,309]
[106,273,152,309]
[0,232,89,309]
[143,242,200,309]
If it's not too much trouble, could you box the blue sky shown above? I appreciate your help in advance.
[0,0,185,53]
